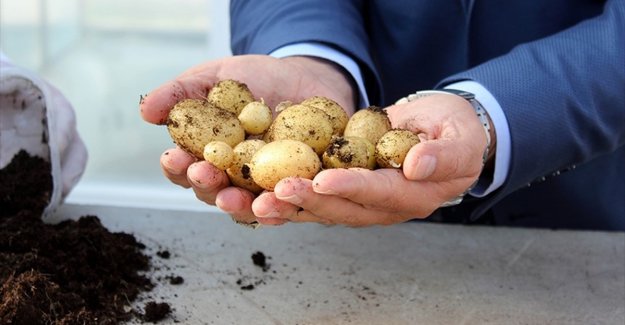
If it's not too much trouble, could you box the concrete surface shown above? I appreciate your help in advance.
[51,204,625,325]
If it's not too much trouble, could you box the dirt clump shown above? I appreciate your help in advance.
[0,150,167,324]
[142,302,171,323]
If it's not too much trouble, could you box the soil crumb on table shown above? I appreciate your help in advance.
[0,151,170,324]
[167,275,185,285]
[156,250,171,259]
[235,251,274,290]
[252,251,270,272]
[142,301,172,323]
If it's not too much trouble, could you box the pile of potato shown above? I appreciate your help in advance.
[166,79,419,193]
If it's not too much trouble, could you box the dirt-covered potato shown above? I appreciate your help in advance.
[344,106,391,146]
[226,139,266,194]
[265,104,333,155]
[322,136,376,169]
[247,140,321,191]
[167,99,245,159]
[238,100,272,135]
[207,79,255,115]
[203,141,234,170]
[301,96,349,135]
[375,129,421,168]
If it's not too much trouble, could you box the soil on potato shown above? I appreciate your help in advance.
[325,137,354,163]
[0,150,169,324]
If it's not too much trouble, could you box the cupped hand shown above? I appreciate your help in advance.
[140,55,356,224]
[253,93,493,227]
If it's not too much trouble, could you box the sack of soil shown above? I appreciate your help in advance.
[0,51,88,217]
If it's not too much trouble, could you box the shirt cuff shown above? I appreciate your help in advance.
[269,42,370,108]
[444,80,512,197]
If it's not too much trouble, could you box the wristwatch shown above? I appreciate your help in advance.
[395,89,492,207]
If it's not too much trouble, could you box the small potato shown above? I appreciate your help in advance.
[238,100,272,135]
[203,141,234,170]
[226,139,266,194]
[207,79,255,115]
[268,104,333,155]
[322,136,376,169]
[301,96,349,135]
[344,106,391,145]
[167,99,245,159]
[248,140,321,191]
[375,129,421,168]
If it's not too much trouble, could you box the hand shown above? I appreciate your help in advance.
[252,93,493,226]
[140,54,357,223]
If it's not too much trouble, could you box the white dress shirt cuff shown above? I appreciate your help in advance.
[445,80,512,197]
[269,43,370,107]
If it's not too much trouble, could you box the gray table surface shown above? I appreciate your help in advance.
[51,204,625,325]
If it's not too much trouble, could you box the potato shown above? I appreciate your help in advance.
[322,136,376,169]
[226,139,266,194]
[203,141,234,170]
[301,96,348,135]
[266,104,333,155]
[238,100,272,135]
[167,99,245,159]
[207,79,255,115]
[247,140,321,191]
[344,106,391,145]
[375,129,420,168]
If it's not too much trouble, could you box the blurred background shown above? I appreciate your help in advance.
[1,0,231,211]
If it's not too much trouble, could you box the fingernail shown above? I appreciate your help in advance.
[312,180,337,195]
[314,188,338,195]
[413,155,437,180]
[162,159,181,175]
[276,194,303,205]
[256,211,281,219]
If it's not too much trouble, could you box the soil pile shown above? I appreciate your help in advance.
[0,151,166,324]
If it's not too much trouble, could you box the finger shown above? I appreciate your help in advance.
[160,147,196,188]
[215,187,259,224]
[403,138,483,184]
[252,189,332,225]
[288,210,335,225]
[140,74,219,125]
[251,192,299,223]
[312,168,445,215]
[274,177,418,226]
[186,160,230,205]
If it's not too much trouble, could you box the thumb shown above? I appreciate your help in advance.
[140,75,217,125]
[402,137,483,183]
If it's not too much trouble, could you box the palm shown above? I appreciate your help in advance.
[212,55,352,110]
[140,55,355,125]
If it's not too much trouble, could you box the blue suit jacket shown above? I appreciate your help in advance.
[230,0,625,230]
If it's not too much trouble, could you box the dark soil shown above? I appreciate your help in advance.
[0,150,169,324]
[251,251,268,271]
[325,136,354,163]
[166,275,184,285]
[142,302,171,323]
[0,150,52,218]
[156,250,171,259]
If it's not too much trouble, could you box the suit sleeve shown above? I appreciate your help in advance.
[441,0,625,214]
[229,0,382,103]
